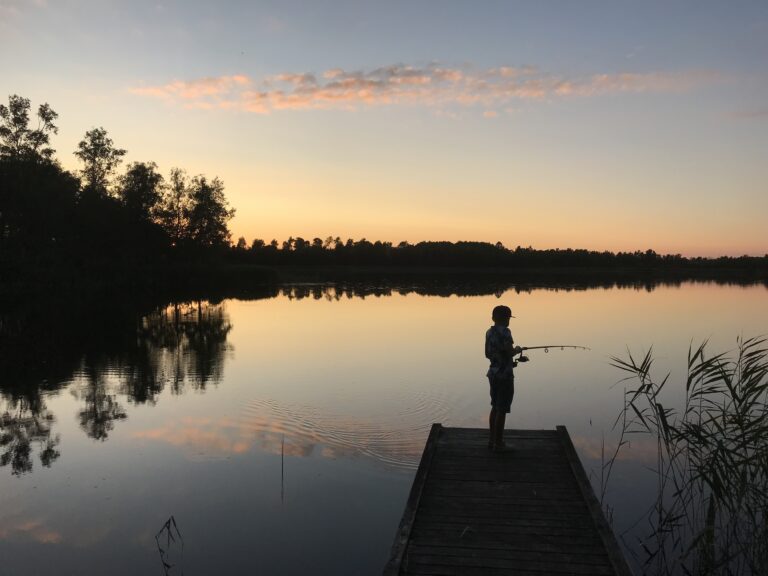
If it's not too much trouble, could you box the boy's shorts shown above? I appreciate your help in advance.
[488,376,514,413]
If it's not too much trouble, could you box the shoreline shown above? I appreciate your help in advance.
[2,262,767,301]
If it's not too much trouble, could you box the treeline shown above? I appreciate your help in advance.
[0,94,235,290]
[3,94,765,294]
[230,236,768,272]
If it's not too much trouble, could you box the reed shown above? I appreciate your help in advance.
[609,336,768,575]
[156,515,184,576]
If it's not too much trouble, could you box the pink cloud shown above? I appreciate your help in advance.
[270,72,317,87]
[557,71,717,97]
[732,106,768,119]
[131,64,715,114]
[130,74,251,101]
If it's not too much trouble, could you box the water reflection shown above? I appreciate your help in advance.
[0,518,63,544]
[99,301,233,401]
[134,391,451,470]
[277,276,767,300]
[1,280,767,576]
[0,395,60,475]
[238,395,445,469]
[0,300,231,472]
[1,277,765,477]
[73,367,127,441]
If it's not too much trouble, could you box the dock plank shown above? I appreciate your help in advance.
[383,425,632,576]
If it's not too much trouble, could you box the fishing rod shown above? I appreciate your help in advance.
[515,345,590,363]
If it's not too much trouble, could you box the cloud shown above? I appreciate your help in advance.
[0,0,45,27]
[0,1,22,26]
[554,71,716,97]
[732,106,768,119]
[131,63,715,114]
[131,75,249,104]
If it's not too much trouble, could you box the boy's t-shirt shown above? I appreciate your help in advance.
[485,325,514,380]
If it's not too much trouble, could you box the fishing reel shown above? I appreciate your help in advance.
[516,353,530,363]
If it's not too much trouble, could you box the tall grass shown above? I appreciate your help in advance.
[610,336,768,575]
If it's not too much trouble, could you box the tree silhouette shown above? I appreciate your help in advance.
[156,167,191,246]
[74,127,126,196]
[237,237,767,275]
[118,161,164,222]
[187,175,235,248]
[0,157,79,252]
[0,94,58,163]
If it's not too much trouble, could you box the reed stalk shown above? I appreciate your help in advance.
[609,336,768,575]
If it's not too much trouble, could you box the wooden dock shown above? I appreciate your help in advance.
[384,425,632,576]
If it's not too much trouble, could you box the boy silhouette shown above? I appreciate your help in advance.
[485,305,521,451]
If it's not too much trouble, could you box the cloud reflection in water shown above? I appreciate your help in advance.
[135,391,453,471]
[0,518,62,544]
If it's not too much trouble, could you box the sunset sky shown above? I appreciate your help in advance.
[2,0,766,256]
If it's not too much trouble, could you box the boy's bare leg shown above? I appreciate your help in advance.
[488,408,497,447]
[494,411,507,447]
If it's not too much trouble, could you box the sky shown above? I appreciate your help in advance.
[1,0,767,256]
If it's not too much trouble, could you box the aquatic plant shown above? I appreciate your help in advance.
[610,336,768,575]
[156,515,184,576]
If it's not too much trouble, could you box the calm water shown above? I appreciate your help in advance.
[1,281,767,575]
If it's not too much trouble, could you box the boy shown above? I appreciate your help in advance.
[485,305,521,451]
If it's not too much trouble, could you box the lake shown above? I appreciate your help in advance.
[1,280,766,575]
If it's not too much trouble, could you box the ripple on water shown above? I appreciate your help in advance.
[239,388,456,471]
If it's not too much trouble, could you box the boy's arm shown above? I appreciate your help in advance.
[506,329,522,355]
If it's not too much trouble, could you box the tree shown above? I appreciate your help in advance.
[0,159,79,249]
[117,161,164,221]
[294,237,307,251]
[186,175,235,248]
[156,168,191,246]
[0,97,76,250]
[0,94,58,162]
[74,127,126,195]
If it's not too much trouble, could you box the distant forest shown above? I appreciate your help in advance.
[2,94,766,296]
[230,235,767,271]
